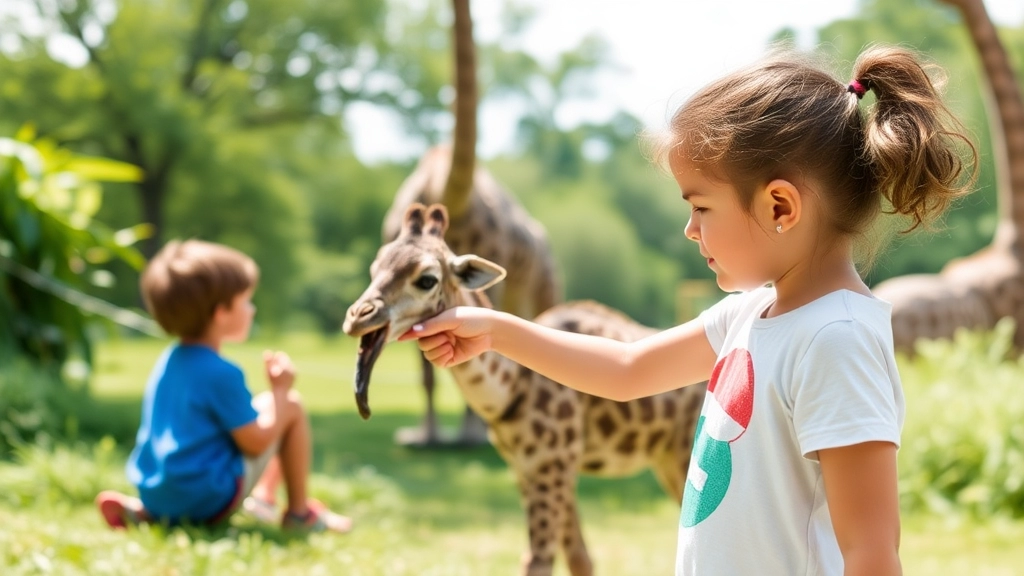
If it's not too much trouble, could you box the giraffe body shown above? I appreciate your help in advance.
[346,204,703,576]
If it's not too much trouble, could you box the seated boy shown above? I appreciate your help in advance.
[95,239,351,533]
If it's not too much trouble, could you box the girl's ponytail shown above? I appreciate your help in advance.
[852,46,978,230]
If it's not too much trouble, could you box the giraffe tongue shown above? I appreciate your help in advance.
[354,326,388,420]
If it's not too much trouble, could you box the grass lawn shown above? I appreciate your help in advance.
[1,332,1022,575]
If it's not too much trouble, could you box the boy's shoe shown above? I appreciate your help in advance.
[96,490,149,530]
[242,495,279,524]
[281,499,352,534]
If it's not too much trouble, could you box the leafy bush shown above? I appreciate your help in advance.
[0,359,79,455]
[0,436,123,508]
[898,318,1024,518]
[0,128,147,370]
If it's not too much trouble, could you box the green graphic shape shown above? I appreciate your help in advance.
[681,415,733,527]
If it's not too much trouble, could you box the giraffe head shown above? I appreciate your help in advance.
[343,203,506,419]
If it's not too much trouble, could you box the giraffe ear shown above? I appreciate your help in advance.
[400,203,428,237]
[424,204,449,237]
[450,254,506,291]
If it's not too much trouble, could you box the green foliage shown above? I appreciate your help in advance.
[0,128,146,369]
[528,189,679,326]
[899,318,1024,519]
[0,0,394,326]
[0,359,79,455]
[166,130,309,326]
[3,436,122,507]
[294,249,371,335]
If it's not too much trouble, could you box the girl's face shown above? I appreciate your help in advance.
[219,288,256,343]
[671,155,780,293]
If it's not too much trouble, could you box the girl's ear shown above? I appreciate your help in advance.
[761,178,801,233]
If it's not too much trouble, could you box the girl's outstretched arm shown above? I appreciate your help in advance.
[819,441,902,576]
[399,306,717,401]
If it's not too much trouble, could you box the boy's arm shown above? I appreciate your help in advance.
[230,388,288,456]
[231,350,295,456]
[819,441,902,576]
[404,307,717,402]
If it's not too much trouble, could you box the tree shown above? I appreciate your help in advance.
[2,0,397,252]
[0,125,147,370]
[0,0,420,324]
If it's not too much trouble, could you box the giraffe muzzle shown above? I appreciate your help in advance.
[354,324,388,420]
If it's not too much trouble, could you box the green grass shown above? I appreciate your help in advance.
[1,332,1022,575]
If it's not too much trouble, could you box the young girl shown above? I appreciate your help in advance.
[400,45,975,575]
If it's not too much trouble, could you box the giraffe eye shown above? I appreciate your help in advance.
[414,275,438,290]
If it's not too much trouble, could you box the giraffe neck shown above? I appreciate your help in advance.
[444,287,524,423]
[440,0,477,220]
[957,0,1024,252]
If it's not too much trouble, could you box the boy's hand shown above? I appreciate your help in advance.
[263,350,296,391]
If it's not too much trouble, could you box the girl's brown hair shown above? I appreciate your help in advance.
[652,45,977,249]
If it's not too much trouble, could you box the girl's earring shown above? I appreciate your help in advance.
[776,224,783,234]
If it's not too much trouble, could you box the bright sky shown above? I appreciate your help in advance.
[349,0,1024,163]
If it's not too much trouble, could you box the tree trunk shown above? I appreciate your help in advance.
[139,177,166,258]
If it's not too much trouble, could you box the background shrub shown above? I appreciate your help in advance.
[898,318,1024,519]
[0,359,78,455]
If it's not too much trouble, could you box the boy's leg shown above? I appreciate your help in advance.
[278,391,312,516]
[250,456,282,504]
[252,389,351,533]
[238,449,279,523]
[250,390,310,515]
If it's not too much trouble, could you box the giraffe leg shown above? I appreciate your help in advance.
[454,405,490,446]
[651,448,688,504]
[518,467,567,576]
[558,484,592,576]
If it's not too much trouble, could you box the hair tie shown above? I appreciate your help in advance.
[848,79,870,99]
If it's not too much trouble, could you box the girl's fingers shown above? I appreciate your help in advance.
[415,333,453,352]
[423,344,451,362]
[398,313,461,341]
[433,351,454,368]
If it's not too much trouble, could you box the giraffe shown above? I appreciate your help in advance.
[344,203,705,576]
[381,0,561,446]
[872,0,1024,352]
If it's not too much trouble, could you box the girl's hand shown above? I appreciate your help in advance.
[399,307,496,368]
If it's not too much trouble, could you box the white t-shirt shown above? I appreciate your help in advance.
[675,286,904,576]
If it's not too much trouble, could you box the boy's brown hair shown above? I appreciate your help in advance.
[140,240,259,339]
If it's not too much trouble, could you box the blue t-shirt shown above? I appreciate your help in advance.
[126,344,258,522]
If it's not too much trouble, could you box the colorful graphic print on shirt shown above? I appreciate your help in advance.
[681,348,754,527]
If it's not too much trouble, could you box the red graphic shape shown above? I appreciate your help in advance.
[707,348,754,430]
